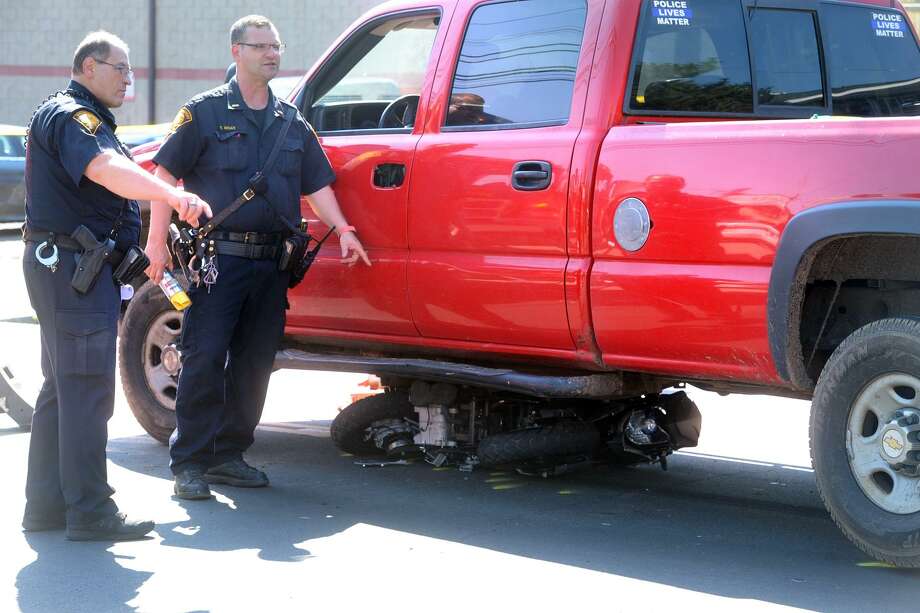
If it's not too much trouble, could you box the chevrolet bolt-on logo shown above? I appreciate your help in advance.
[883,431,906,458]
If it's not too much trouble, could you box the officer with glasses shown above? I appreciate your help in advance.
[146,15,370,500]
[22,30,211,540]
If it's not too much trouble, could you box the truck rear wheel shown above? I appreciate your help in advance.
[118,280,182,444]
[811,317,920,567]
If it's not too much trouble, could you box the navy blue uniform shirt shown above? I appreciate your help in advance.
[25,80,142,249]
[154,77,335,233]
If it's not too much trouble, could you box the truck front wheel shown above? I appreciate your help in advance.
[811,317,920,567]
[118,280,182,444]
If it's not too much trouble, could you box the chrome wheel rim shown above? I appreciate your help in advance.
[847,373,920,514]
[142,310,183,412]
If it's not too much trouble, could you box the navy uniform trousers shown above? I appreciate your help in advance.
[169,254,288,474]
[22,244,120,526]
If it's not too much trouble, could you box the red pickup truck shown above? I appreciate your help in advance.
[123,0,920,566]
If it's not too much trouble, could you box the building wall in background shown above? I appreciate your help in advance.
[0,0,381,127]
[5,1,920,128]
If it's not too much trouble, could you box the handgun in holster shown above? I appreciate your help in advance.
[70,225,116,294]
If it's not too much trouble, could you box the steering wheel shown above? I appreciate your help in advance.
[378,94,421,129]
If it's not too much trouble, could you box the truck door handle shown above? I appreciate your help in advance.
[512,161,551,191]
[374,163,406,188]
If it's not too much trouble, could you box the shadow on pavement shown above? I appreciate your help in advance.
[107,431,329,564]
[105,424,920,610]
[17,532,153,613]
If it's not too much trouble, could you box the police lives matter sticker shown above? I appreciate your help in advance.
[873,12,906,38]
[652,0,692,27]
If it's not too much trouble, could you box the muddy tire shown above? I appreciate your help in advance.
[330,391,414,456]
[118,279,184,444]
[477,421,600,468]
[811,318,920,567]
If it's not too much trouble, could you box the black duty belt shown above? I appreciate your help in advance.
[22,229,83,251]
[208,231,282,245]
[211,240,279,260]
[23,228,128,261]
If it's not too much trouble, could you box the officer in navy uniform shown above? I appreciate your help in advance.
[22,31,210,540]
[145,15,370,500]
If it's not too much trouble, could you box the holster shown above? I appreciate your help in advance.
[280,224,336,289]
[70,225,116,294]
[168,223,199,285]
[278,233,310,288]
[112,245,150,286]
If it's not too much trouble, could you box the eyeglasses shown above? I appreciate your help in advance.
[96,59,134,79]
[236,42,286,54]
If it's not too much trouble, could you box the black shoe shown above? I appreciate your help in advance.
[204,459,269,488]
[22,514,66,532]
[66,513,155,542]
[174,467,212,500]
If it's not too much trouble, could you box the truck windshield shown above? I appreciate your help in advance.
[822,4,920,116]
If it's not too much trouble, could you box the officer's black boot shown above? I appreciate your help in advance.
[174,467,212,500]
[204,459,269,488]
[65,513,155,542]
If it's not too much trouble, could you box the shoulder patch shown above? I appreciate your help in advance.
[169,106,193,134]
[73,109,101,135]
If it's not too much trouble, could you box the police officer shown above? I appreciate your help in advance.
[22,31,211,540]
[145,15,370,500]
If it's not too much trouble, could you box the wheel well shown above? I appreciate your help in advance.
[794,235,920,386]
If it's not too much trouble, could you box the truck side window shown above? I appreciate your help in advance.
[629,0,753,114]
[821,5,920,117]
[749,9,823,108]
[308,13,440,132]
[445,0,587,128]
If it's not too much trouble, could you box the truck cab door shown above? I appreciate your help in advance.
[285,6,453,339]
[408,0,598,352]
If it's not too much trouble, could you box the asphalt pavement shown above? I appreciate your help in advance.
[1,225,918,613]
